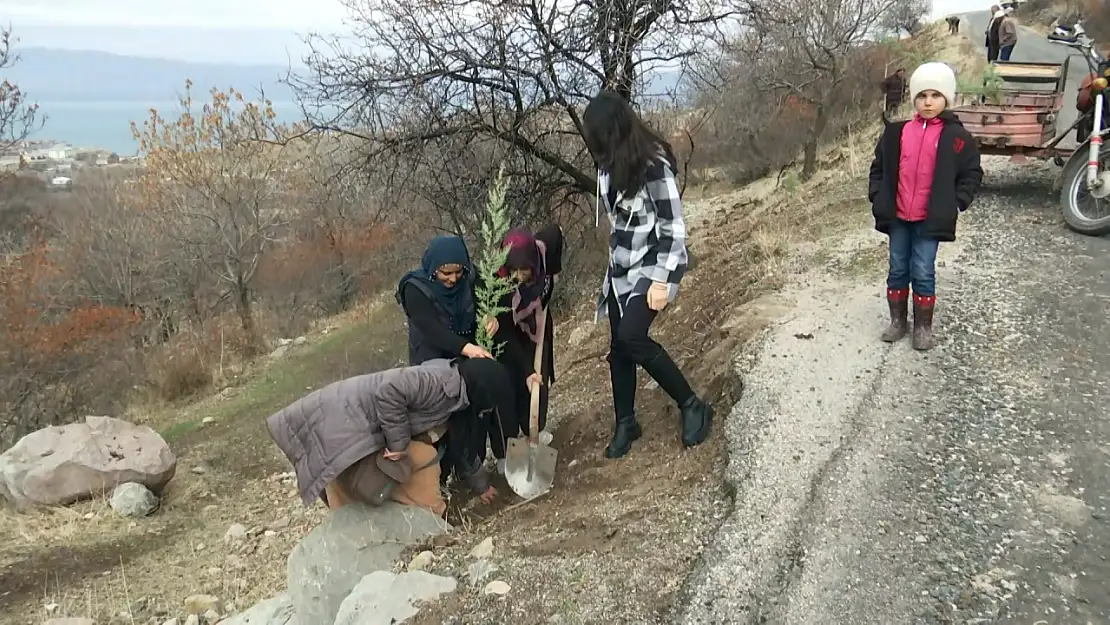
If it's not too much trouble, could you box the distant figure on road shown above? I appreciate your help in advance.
[946,15,961,34]
[867,62,984,351]
[985,5,1002,60]
[996,9,1018,61]
[882,68,906,117]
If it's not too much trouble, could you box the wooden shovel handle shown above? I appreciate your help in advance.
[528,308,546,443]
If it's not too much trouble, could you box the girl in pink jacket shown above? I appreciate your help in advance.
[868,62,984,350]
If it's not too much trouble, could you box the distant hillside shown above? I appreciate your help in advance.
[5,47,297,102]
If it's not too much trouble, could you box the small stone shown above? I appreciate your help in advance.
[224,523,249,542]
[110,482,159,517]
[191,466,207,475]
[206,566,222,576]
[201,417,215,425]
[914,534,927,544]
[293,336,307,345]
[267,516,291,530]
[44,602,59,614]
[467,560,498,585]
[469,537,494,559]
[483,580,510,596]
[183,594,222,615]
[202,608,221,623]
[409,550,434,571]
[163,619,180,625]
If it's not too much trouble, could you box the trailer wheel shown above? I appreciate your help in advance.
[1060,150,1110,237]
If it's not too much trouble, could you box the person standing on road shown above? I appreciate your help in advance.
[483,224,564,473]
[580,90,713,459]
[947,15,961,35]
[986,5,1002,61]
[997,9,1019,61]
[867,62,985,351]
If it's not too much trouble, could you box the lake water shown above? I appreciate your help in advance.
[29,100,313,155]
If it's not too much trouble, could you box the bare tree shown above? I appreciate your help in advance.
[881,0,932,36]
[730,0,903,179]
[0,27,41,158]
[290,0,735,232]
[131,83,307,352]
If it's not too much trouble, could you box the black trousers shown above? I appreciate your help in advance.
[489,326,550,450]
[606,292,694,417]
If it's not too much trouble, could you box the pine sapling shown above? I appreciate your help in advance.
[473,165,514,356]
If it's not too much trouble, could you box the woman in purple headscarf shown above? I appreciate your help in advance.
[484,223,564,473]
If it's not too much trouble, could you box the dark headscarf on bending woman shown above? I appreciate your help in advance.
[396,235,476,335]
[496,228,547,344]
[448,357,517,465]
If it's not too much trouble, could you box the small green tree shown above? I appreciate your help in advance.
[473,165,515,355]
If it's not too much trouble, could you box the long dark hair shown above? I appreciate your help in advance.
[582,90,677,198]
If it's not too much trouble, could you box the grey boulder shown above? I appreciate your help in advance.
[287,503,448,625]
[220,593,294,625]
[333,570,458,625]
[0,416,176,509]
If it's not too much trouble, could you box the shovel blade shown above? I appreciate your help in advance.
[505,438,558,499]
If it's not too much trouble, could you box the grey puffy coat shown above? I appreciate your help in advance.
[266,359,468,504]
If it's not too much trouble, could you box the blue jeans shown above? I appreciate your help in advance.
[1000,44,1014,61]
[887,220,939,296]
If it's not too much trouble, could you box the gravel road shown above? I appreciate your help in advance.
[961,9,1094,149]
[678,159,1110,624]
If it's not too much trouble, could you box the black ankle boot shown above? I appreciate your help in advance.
[680,396,713,447]
[604,414,642,458]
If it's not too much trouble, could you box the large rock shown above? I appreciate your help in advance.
[287,503,448,625]
[333,571,457,625]
[0,416,176,509]
[220,593,294,625]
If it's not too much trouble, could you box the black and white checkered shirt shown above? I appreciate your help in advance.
[594,157,689,321]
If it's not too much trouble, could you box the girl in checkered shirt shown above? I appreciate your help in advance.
[580,90,713,459]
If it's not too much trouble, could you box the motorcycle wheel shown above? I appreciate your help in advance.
[1060,150,1110,236]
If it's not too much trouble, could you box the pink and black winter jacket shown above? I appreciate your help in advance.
[868,110,984,242]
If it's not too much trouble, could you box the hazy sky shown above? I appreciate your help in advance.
[1,0,1001,65]
[0,0,347,29]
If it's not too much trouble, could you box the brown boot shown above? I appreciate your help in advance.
[881,287,910,342]
[912,294,935,351]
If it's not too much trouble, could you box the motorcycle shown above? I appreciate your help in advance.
[1052,19,1082,40]
[1048,28,1110,236]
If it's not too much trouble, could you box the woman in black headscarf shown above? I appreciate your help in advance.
[396,234,496,364]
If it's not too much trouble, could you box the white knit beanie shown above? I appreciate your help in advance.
[909,62,957,106]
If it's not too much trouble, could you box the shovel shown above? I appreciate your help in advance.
[505,308,558,499]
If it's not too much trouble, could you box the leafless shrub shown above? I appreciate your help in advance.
[691,0,933,183]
